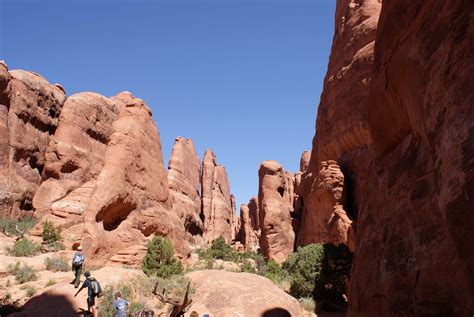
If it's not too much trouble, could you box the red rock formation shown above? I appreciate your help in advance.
[297,160,354,250]
[298,0,381,250]
[167,137,204,238]
[258,160,295,264]
[299,150,311,172]
[0,63,66,216]
[299,0,473,315]
[32,92,122,222]
[348,1,474,315]
[201,149,235,244]
[239,197,260,252]
[81,97,189,259]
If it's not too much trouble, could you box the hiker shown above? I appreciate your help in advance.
[72,246,85,288]
[113,291,129,317]
[190,312,199,317]
[74,271,102,316]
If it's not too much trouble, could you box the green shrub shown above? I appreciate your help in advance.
[44,256,69,272]
[316,243,353,302]
[8,238,39,257]
[0,216,37,236]
[20,284,37,297]
[155,274,195,305]
[43,241,66,252]
[283,243,324,298]
[198,236,239,262]
[299,297,316,313]
[240,259,256,273]
[260,259,289,285]
[45,279,56,287]
[141,236,183,278]
[41,221,61,244]
[7,261,38,284]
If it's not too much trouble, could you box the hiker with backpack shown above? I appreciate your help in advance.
[72,246,85,288]
[74,271,102,316]
[113,291,129,317]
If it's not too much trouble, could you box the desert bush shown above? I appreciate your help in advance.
[240,259,256,273]
[44,256,69,272]
[45,279,57,287]
[43,241,66,252]
[316,243,353,303]
[7,261,38,284]
[142,236,183,278]
[154,274,195,316]
[20,284,37,297]
[198,236,238,262]
[260,259,290,288]
[299,297,316,313]
[283,243,324,298]
[41,221,61,244]
[0,216,37,236]
[8,238,39,257]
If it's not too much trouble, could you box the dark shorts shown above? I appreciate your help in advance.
[87,296,95,307]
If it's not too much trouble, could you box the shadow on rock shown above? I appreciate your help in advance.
[262,308,291,317]
[8,293,80,317]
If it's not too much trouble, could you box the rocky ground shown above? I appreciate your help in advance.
[0,235,324,317]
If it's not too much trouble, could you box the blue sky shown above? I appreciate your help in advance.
[1,0,335,210]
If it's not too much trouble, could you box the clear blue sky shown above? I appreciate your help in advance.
[1,0,335,210]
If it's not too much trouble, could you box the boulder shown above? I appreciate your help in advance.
[186,270,303,317]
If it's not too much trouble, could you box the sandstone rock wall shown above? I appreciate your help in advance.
[299,0,474,315]
[0,63,66,216]
[167,137,204,238]
[201,149,235,244]
[258,160,295,264]
[239,197,260,252]
[348,1,474,315]
[298,0,381,250]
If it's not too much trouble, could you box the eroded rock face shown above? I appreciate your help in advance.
[299,0,473,315]
[32,92,122,221]
[0,65,66,216]
[297,161,354,250]
[348,1,474,315]
[298,0,381,251]
[258,160,295,264]
[239,197,260,252]
[167,137,203,237]
[201,149,235,244]
[81,97,189,259]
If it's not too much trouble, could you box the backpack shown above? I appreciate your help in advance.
[72,252,84,266]
[89,278,102,297]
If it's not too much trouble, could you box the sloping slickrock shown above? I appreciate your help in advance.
[32,92,123,222]
[81,97,189,260]
[201,149,235,244]
[258,160,295,264]
[167,137,203,237]
[297,161,354,250]
[348,1,474,316]
[0,65,66,216]
[186,270,303,317]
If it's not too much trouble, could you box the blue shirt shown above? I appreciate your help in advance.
[113,298,128,317]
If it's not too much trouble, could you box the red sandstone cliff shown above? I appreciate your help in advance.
[299,0,474,315]
[201,149,236,244]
